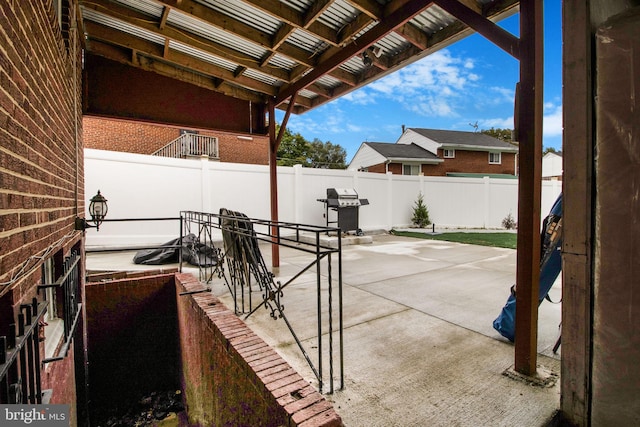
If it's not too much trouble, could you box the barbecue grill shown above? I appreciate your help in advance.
[318,188,369,234]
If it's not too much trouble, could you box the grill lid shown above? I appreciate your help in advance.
[327,188,358,199]
[325,188,368,207]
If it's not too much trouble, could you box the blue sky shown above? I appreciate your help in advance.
[276,1,562,164]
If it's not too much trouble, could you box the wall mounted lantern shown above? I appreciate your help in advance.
[361,49,373,68]
[361,46,382,68]
[75,190,108,231]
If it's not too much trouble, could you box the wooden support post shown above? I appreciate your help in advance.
[268,100,280,267]
[514,0,544,376]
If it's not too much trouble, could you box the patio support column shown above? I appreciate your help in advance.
[514,0,544,376]
[268,94,297,268]
[268,100,280,267]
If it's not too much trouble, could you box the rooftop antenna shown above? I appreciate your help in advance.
[469,121,479,132]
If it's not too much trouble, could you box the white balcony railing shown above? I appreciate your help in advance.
[152,133,219,159]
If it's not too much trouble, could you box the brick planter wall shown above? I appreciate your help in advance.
[176,274,343,427]
[84,272,342,426]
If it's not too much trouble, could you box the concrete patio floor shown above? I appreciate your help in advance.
[86,232,561,427]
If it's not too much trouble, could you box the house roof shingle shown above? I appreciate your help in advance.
[365,142,440,160]
[408,128,517,150]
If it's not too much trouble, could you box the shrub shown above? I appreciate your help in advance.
[411,192,431,228]
[502,212,517,229]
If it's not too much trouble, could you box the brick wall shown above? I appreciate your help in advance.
[83,117,178,154]
[85,273,180,424]
[84,116,269,165]
[366,151,517,176]
[84,272,342,426]
[428,149,517,176]
[176,273,343,427]
[0,0,85,414]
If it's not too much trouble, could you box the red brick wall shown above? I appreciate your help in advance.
[367,163,387,173]
[365,152,517,176]
[84,116,269,165]
[176,274,343,427]
[388,163,402,174]
[85,274,180,424]
[427,150,517,176]
[1,1,84,300]
[83,117,178,154]
[0,0,84,416]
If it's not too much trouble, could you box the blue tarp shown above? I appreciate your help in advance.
[493,193,563,342]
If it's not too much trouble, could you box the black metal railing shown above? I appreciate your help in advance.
[0,298,47,403]
[38,250,82,363]
[181,210,344,394]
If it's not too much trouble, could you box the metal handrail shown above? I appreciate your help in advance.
[181,210,344,394]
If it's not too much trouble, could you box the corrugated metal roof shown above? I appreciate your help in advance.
[168,9,268,60]
[317,0,359,31]
[170,41,238,72]
[81,7,165,45]
[79,0,520,114]
[195,0,282,34]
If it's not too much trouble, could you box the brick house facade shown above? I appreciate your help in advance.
[1,1,86,423]
[348,128,518,177]
[84,116,269,165]
[1,3,341,426]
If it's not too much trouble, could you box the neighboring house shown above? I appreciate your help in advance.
[348,142,443,174]
[84,116,269,165]
[349,128,519,177]
[542,152,563,180]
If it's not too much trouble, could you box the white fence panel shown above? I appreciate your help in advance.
[206,161,272,219]
[84,149,562,248]
[391,175,422,228]
[84,150,202,247]
[354,172,390,230]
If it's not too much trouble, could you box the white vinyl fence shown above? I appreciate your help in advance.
[84,149,562,248]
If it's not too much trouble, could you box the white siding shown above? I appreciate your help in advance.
[396,129,439,153]
[542,153,563,178]
[347,144,388,170]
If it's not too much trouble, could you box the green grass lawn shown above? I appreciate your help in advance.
[390,230,517,249]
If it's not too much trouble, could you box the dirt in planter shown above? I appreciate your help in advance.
[96,390,185,427]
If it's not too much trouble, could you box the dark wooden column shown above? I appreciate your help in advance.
[561,1,593,422]
[268,100,279,267]
[514,0,544,375]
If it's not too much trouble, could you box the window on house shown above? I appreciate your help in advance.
[489,152,502,164]
[403,164,420,176]
[53,0,71,50]
[39,248,81,362]
[42,256,64,360]
[443,149,455,158]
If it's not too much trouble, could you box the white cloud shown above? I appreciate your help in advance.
[478,116,515,129]
[342,89,377,105]
[543,105,563,137]
[362,50,481,118]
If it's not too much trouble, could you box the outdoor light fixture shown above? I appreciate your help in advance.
[361,46,382,69]
[361,50,373,68]
[75,190,108,231]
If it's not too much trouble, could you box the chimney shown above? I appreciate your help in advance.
[401,124,405,134]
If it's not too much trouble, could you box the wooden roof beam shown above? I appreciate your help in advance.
[85,24,278,96]
[276,0,432,105]
[432,0,520,58]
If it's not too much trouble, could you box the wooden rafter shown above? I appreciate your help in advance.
[79,0,520,112]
